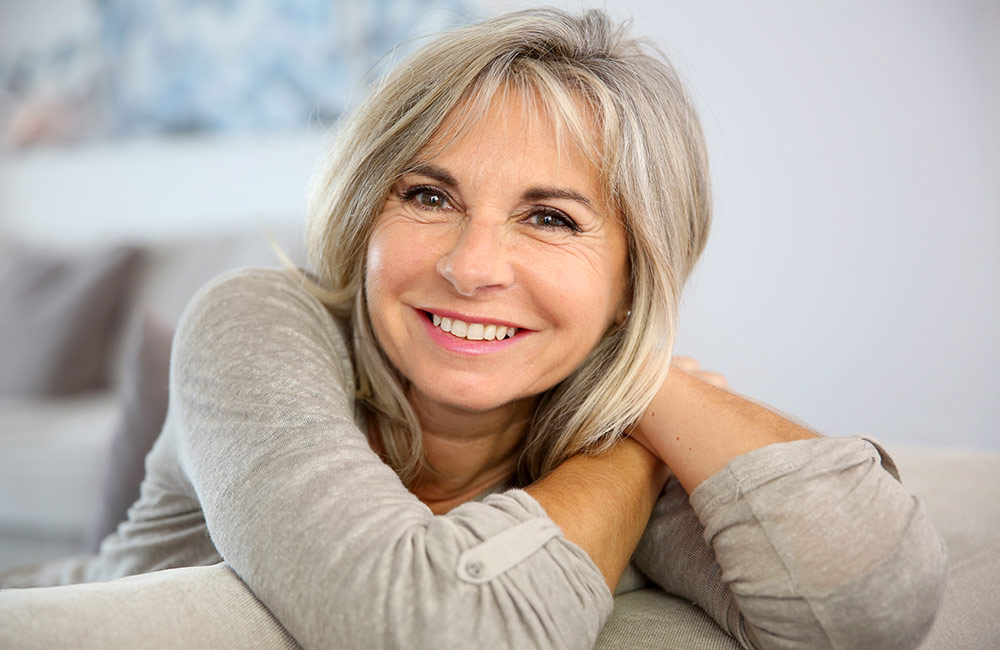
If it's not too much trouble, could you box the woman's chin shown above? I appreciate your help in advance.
[408,382,535,417]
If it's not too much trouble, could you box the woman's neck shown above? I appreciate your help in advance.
[407,390,536,514]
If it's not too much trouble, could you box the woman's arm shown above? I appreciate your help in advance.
[169,268,656,650]
[630,364,948,649]
[631,360,817,494]
[526,437,669,593]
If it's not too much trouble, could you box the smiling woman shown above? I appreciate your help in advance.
[364,91,631,512]
[0,8,947,650]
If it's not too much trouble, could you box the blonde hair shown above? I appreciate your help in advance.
[304,8,711,485]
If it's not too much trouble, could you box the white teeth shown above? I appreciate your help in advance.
[466,323,484,340]
[429,313,518,341]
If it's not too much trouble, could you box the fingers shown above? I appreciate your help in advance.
[696,371,728,389]
[671,356,729,389]
[671,356,701,373]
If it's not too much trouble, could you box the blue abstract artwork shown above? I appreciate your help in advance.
[0,0,475,147]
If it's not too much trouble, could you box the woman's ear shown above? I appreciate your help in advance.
[611,291,632,328]
[614,283,633,327]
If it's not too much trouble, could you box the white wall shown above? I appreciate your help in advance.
[0,131,326,245]
[482,0,1000,449]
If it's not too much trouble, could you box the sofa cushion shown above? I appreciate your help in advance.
[597,589,739,650]
[887,445,1000,649]
[128,225,305,327]
[84,313,174,552]
[0,392,118,551]
[0,240,142,396]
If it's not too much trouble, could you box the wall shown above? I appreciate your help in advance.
[483,0,1000,449]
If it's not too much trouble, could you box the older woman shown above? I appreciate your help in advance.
[0,9,946,650]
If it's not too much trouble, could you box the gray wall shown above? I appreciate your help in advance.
[484,0,1000,450]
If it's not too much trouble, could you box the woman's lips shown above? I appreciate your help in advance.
[421,308,524,330]
[416,308,525,355]
[430,312,517,341]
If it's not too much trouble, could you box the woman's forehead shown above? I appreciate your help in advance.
[413,82,605,176]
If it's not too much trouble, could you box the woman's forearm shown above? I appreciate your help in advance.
[635,365,818,494]
[525,438,668,593]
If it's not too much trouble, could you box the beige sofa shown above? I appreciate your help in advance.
[1,227,997,648]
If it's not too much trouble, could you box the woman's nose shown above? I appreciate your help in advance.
[436,221,514,296]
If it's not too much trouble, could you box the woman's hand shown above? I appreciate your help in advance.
[669,356,728,389]
[631,355,818,494]
[628,355,726,456]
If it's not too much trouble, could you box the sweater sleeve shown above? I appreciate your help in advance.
[631,436,948,650]
[168,268,613,650]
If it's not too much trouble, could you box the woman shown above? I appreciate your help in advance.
[0,8,946,650]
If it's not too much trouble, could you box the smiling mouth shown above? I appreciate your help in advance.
[425,311,519,341]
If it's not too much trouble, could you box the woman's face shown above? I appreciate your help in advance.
[365,92,628,415]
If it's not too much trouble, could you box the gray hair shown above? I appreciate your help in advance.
[304,8,711,485]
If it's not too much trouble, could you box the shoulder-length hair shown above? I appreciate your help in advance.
[303,8,711,486]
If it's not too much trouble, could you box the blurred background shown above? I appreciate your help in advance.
[0,0,997,569]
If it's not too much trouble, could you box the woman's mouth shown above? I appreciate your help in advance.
[426,311,518,341]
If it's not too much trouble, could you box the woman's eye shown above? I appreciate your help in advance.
[416,191,448,208]
[528,209,581,233]
[400,186,450,210]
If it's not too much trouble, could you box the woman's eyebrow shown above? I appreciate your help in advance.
[408,163,459,189]
[523,187,594,211]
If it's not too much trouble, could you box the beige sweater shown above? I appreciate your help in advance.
[0,268,948,650]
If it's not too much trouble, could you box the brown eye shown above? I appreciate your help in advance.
[527,208,581,232]
[402,186,450,210]
[418,192,447,208]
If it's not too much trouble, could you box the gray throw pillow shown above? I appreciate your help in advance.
[85,313,174,552]
[0,241,143,396]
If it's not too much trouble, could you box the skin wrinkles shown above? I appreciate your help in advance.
[385,161,618,281]
[387,178,600,238]
[383,185,612,281]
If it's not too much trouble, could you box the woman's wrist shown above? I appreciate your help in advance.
[526,438,668,592]
[635,365,818,493]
